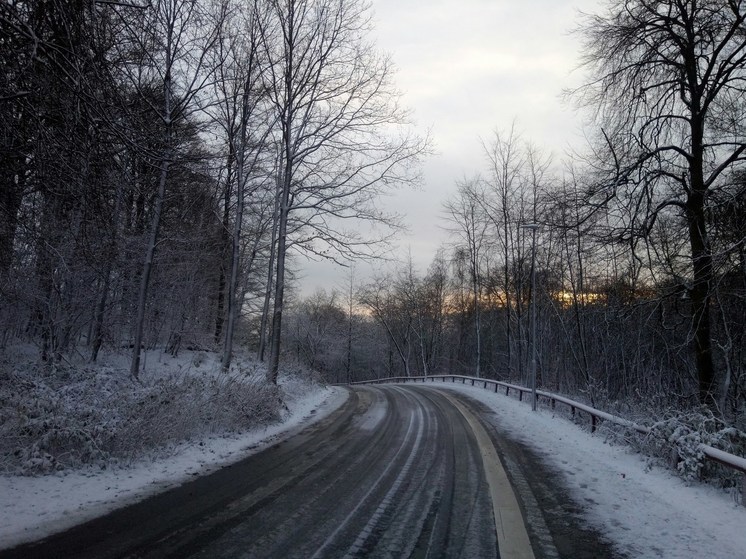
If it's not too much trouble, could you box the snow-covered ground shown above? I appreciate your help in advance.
[4,365,744,558]
[437,382,746,559]
[0,371,347,551]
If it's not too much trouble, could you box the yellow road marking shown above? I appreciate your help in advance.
[441,392,535,559]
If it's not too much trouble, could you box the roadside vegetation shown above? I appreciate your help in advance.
[0,348,319,475]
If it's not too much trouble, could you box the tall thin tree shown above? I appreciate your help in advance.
[257,0,425,383]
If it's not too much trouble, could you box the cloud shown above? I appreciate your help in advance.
[298,0,601,294]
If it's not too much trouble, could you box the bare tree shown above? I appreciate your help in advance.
[342,265,358,383]
[256,166,280,363]
[257,0,426,383]
[485,128,521,376]
[574,0,746,406]
[359,274,414,377]
[115,0,225,378]
[0,0,130,360]
[444,178,490,378]
[479,127,531,378]
[416,251,448,376]
[210,1,275,371]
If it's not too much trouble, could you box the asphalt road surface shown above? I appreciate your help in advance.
[1,385,620,559]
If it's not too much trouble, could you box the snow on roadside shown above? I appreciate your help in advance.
[0,378,348,550]
[437,382,746,559]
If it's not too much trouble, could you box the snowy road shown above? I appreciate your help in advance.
[0,385,617,558]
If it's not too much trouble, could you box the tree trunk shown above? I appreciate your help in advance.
[472,270,481,378]
[0,169,23,274]
[267,161,291,384]
[91,177,124,362]
[221,85,252,372]
[220,184,243,371]
[130,150,170,380]
[214,148,234,346]
[90,267,112,363]
[688,112,716,407]
[687,190,715,406]
[258,172,280,362]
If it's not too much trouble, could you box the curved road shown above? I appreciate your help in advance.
[1,385,618,559]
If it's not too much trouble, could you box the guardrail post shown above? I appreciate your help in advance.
[571,406,575,418]
[505,386,509,396]
[551,398,556,410]
[519,391,523,402]
[493,382,498,393]
[591,414,597,433]
[470,378,475,386]
[742,473,745,506]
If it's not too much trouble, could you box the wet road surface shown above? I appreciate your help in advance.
[1,385,620,558]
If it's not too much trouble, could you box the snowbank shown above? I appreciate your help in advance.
[0,349,348,550]
[438,383,746,559]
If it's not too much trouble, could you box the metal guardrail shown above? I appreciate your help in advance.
[351,374,746,505]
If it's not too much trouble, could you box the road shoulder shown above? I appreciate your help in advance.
[439,391,535,559]
[428,386,623,559]
[0,385,349,551]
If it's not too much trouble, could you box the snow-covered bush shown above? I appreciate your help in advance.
[646,408,746,486]
[0,354,294,475]
[112,372,281,458]
[548,387,746,492]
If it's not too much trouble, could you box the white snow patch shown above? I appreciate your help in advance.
[354,398,388,431]
[0,381,348,550]
[436,382,746,559]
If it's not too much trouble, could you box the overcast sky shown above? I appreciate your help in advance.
[297,0,603,295]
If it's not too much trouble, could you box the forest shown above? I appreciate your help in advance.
[1,0,745,466]
[284,1,746,434]
[0,0,425,378]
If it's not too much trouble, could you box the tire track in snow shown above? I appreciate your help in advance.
[310,386,425,558]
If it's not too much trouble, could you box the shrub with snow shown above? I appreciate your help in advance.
[0,353,304,475]
[646,407,746,487]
